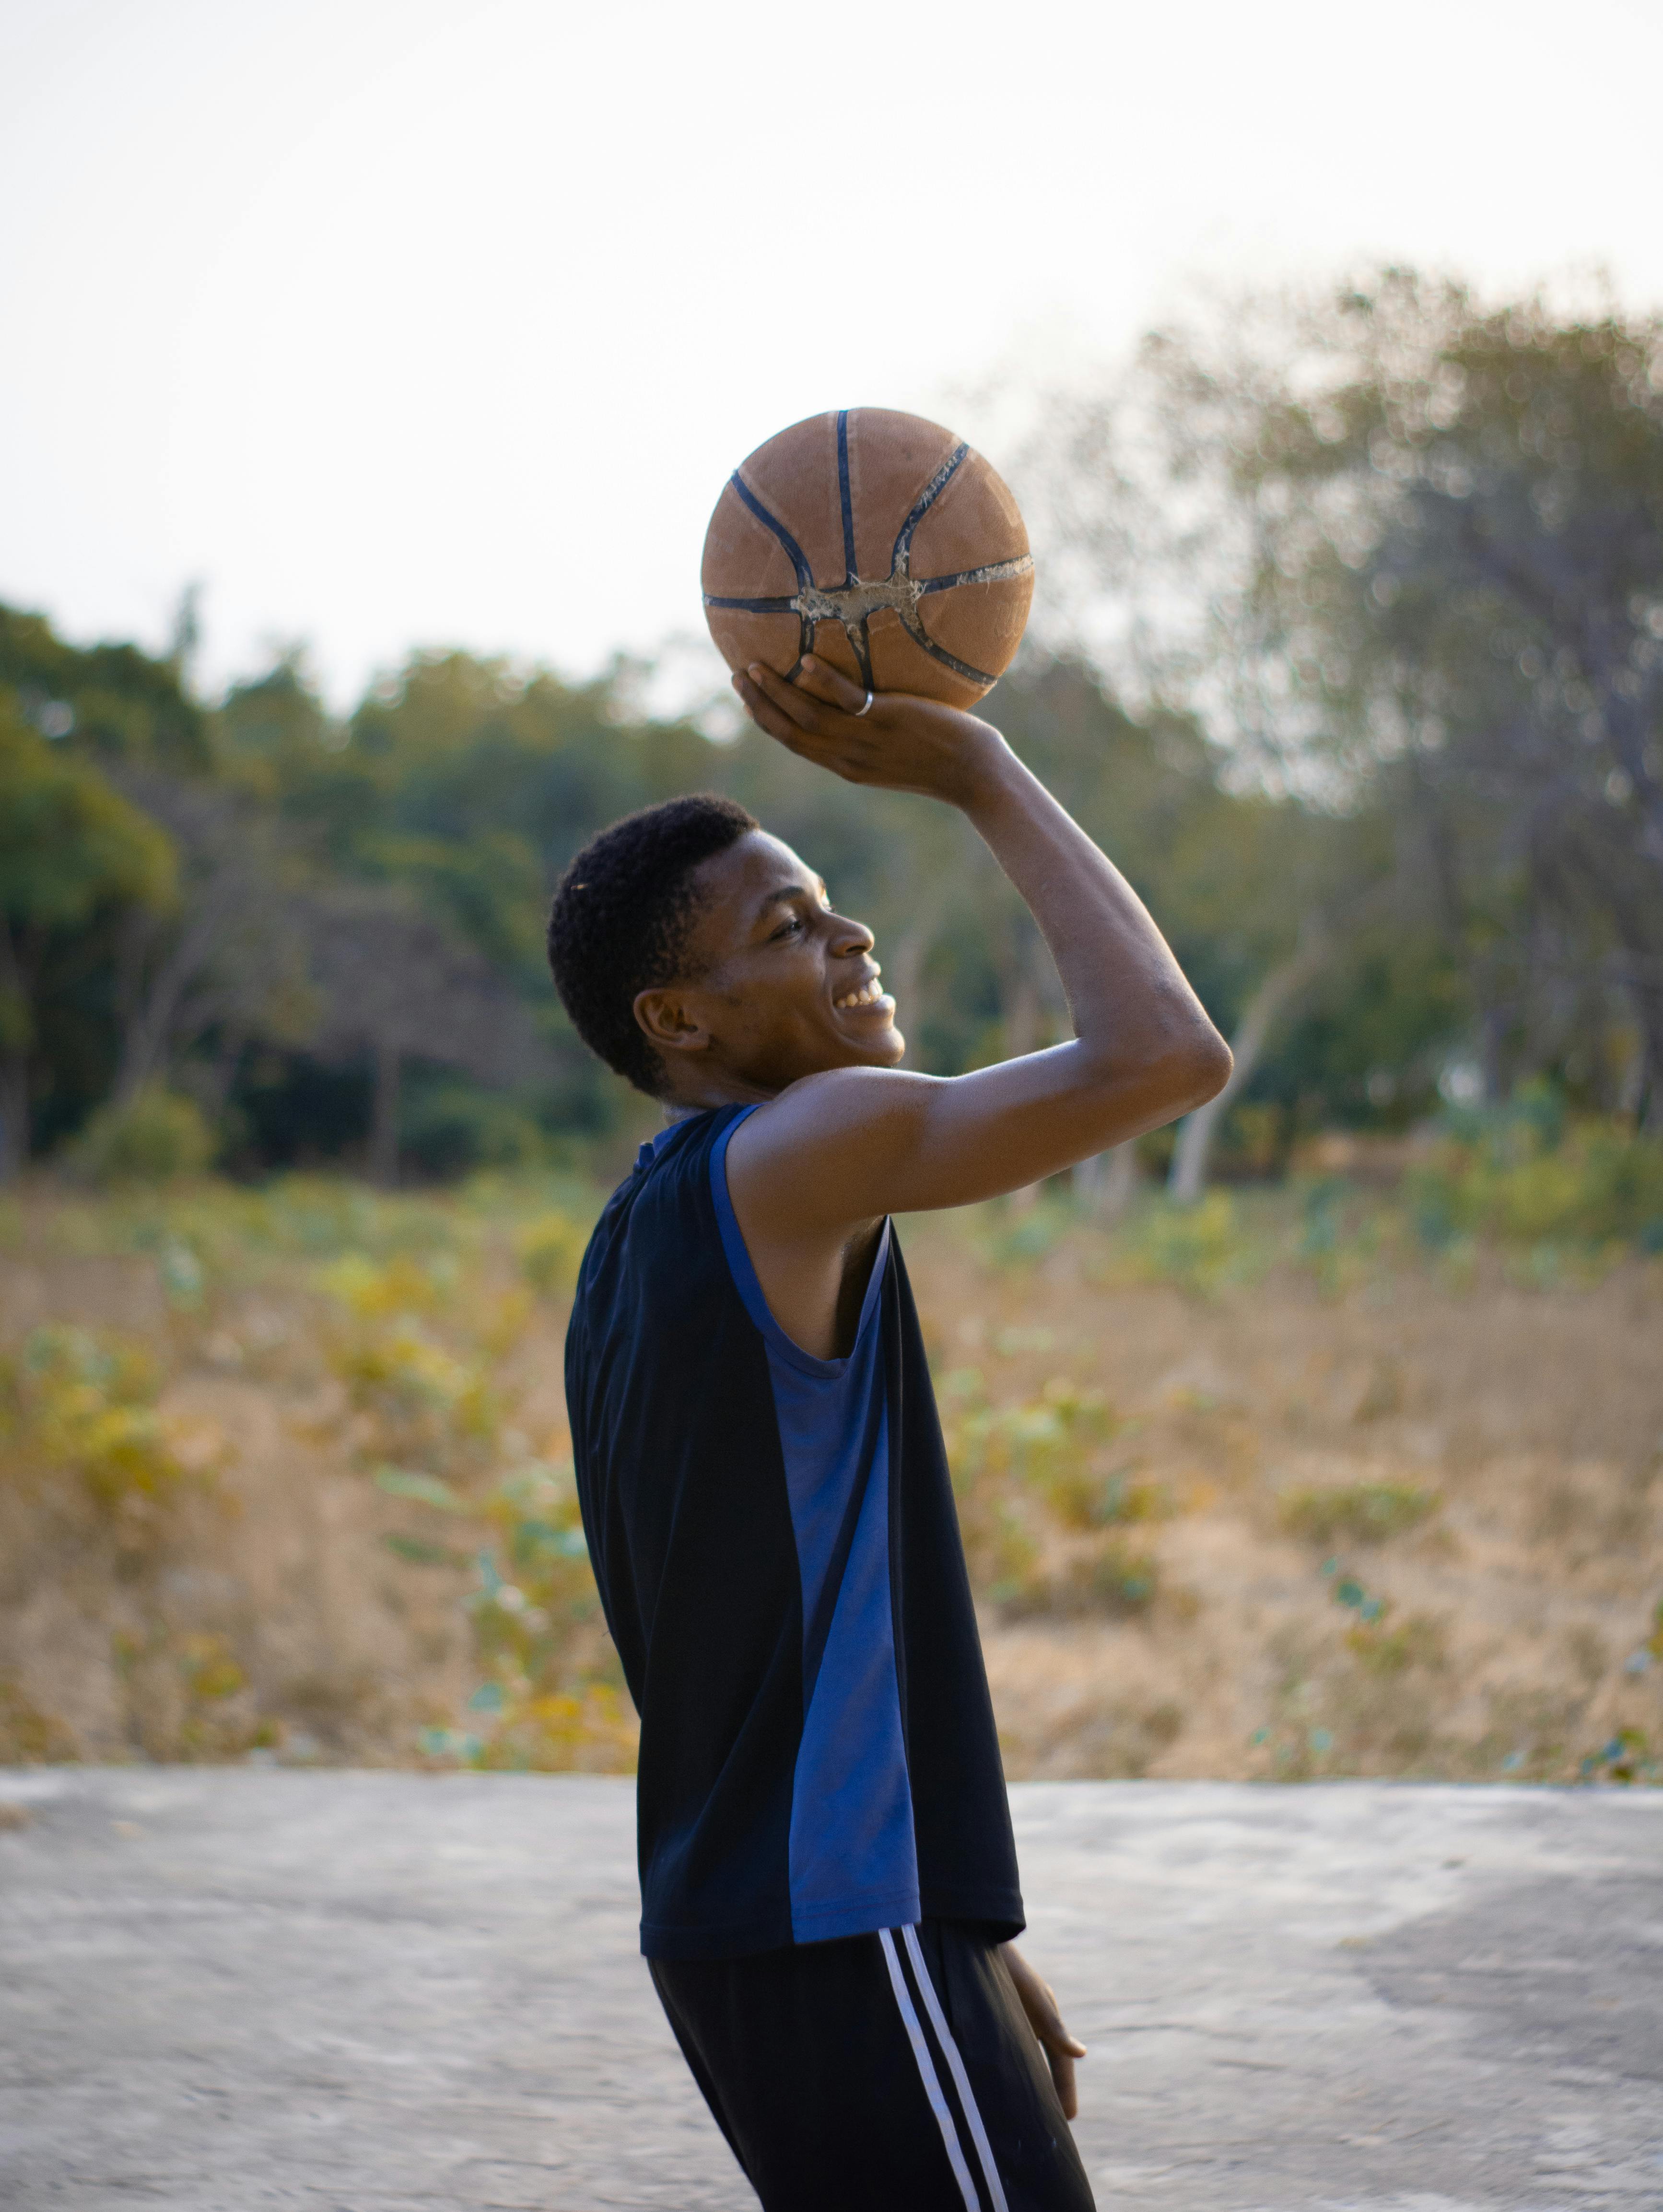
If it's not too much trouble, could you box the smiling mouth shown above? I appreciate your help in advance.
[833,972,891,1012]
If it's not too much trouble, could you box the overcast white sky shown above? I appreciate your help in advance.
[4,0,1663,708]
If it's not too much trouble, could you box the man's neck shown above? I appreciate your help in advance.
[657,1069,780,1122]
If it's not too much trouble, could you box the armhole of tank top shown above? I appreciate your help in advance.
[709,1105,782,1345]
[710,1107,890,1378]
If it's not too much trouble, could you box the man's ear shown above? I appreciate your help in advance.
[633,987,710,1057]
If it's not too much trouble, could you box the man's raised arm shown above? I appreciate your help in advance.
[727,657,1232,1229]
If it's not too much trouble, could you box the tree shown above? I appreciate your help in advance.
[1135,274,1663,1123]
[999,275,1663,1146]
[105,769,317,1112]
[304,885,551,1185]
[0,605,212,771]
[0,694,174,1176]
[1168,920,1331,1201]
[0,594,1462,1182]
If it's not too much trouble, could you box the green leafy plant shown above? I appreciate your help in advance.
[515,1210,588,1297]
[1409,1093,1663,1255]
[1110,1191,1271,1298]
[970,1199,1075,1271]
[1279,1482,1441,1546]
[1580,1728,1658,1785]
[319,1253,518,1478]
[5,1324,219,1510]
[68,1086,217,1185]
[0,1676,77,1762]
[939,1369,1167,1614]
[1344,1610,1447,1677]
[999,1533,1161,1619]
[380,1458,635,1772]
[1082,1535,1161,1615]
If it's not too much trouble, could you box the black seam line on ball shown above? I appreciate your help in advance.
[916,553,1035,595]
[837,411,858,588]
[703,595,800,613]
[728,473,812,588]
[728,472,816,661]
[890,443,970,576]
[896,603,996,688]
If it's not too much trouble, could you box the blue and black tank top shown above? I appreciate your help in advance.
[565,1104,1024,1961]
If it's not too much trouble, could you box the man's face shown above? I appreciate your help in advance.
[635,831,904,1099]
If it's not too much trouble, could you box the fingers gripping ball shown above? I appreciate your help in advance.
[702,409,1033,709]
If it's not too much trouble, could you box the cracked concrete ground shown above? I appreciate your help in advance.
[0,1770,1658,2210]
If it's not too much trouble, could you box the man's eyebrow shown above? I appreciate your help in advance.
[751,881,825,928]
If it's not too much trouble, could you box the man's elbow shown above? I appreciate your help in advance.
[1075,1021,1232,1121]
[1165,1024,1233,1113]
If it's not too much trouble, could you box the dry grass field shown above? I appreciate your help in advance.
[1,1165,1659,1788]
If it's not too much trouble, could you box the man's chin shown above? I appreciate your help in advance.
[810,1023,906,1074]
[851,1022,906,1068]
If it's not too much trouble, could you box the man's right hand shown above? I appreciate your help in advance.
[1001,1943,1088,2120]
[732,658,1012,812]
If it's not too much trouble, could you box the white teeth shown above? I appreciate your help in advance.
[835,976,886,1011]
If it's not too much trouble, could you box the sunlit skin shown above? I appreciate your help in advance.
[637,830,906,1098]
[634,650,1232,2115]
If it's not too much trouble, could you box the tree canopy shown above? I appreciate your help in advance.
[4,271,1657,1178]
[1018,271,1663,1131]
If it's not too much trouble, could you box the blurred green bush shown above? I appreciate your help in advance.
[1279,1482,1441,1547]
[67,1086,216,1186]
[2,1323,220,1512]
[1408,1091,1663,1254]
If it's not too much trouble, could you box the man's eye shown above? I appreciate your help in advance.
[774,915,804,939]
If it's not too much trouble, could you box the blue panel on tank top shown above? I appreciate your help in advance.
[711,1113,921,1942]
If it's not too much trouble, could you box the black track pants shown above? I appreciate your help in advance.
[649,1919,1097,2212]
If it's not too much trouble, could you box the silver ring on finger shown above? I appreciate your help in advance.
[853,688,874,718]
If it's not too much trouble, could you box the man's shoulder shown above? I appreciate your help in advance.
[727,1068,937,1172]
[576,1112,740,1306]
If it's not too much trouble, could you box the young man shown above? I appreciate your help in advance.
[548,658,1231,2212]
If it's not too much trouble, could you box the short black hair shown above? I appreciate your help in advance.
[546,793,759,1095]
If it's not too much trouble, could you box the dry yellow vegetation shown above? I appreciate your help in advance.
[1,1170,1659,1787]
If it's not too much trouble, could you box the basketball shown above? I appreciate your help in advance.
[701,409,1033,709]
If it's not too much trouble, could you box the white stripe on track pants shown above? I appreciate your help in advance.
[649,1916,1096,2212]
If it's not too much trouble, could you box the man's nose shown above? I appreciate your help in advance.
[830,914,875,955]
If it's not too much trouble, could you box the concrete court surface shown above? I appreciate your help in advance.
[0,1771,1658,2211]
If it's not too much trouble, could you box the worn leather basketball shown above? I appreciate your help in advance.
[701,408,1033,709]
